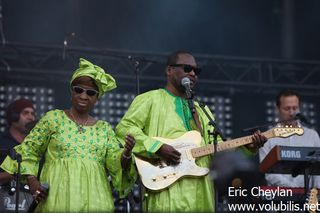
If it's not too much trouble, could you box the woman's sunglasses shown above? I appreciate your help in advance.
[72,86,99,97]
[169,64,201,76]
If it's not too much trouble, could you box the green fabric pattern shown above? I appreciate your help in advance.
[1,109,136,212]
[116,89,221,213]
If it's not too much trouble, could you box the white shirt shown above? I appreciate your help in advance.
[259,125,320,188]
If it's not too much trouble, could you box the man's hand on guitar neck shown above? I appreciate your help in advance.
[245,130,267,151]
[156,144,181,165]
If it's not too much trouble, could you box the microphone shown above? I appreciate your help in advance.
[295,112,311,125]
[181,77,196,114]
[181,77,193,99]
[27,183,49,213]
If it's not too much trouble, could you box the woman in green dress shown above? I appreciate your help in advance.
[1,58,137,212]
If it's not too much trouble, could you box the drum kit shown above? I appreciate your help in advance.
[0,184,33,213]
[0,149,33,212]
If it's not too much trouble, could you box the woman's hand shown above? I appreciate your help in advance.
[121,134,136,169]
[123,134,135,157]
[27,175,48,203]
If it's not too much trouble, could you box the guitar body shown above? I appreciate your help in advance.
[135,131,209,191]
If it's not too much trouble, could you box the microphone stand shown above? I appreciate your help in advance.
[185,90,205,136]
[62,33,76,60]
[186,90,196,114]
[198,102,226,213]
[15,153,22,213]
[127,56,160,213]
[10,150,22,213]
[198,102,226,144]
[128,56,141,95]
[9,149,22,213]
[127,55,159,96]
[127,55,142,213]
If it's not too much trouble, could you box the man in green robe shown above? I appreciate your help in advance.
[116,51,265,212]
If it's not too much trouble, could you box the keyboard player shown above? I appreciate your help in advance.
[259,89,320,188]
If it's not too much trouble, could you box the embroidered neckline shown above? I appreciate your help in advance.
[69,110,89,134]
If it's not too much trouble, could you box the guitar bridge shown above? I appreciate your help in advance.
[152,172,177,182]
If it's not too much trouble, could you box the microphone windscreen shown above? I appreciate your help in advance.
[181,77,190,86]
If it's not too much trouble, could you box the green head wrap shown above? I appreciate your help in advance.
[70,58,117,98]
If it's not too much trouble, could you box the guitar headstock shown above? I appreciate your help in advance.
[272,126,304,138]
[307,188,318,213]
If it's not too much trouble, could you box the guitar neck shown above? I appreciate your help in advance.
[191,130,274,158]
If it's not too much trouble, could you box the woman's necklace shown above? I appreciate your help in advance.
[69,110,89,133]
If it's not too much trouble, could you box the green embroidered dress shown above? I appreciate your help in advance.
[116,89,220,213]
[1,110,136,212]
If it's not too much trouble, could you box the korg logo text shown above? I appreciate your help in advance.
[281,150,301,159]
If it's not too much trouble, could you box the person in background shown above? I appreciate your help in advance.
[116,50,266,213]
[259,89,320,187]
[0,99,36,184]
[1,58,137,212]
[0,99,36,150]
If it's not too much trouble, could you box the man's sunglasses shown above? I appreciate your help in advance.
[169,64,201,76]
[72,86,99,97]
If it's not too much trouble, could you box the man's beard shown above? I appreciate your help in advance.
[177,84,186,94]
[175,78,188,94]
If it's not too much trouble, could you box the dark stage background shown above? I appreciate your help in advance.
[1,0,319,136]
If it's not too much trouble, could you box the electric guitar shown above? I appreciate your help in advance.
[135,127,304,191]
